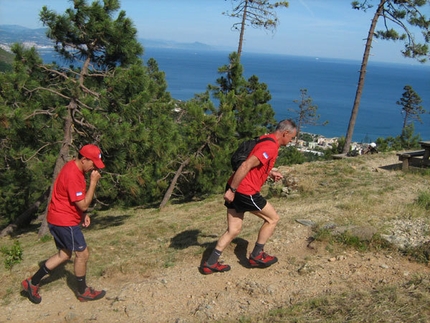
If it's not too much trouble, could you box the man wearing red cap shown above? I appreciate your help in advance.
[22,144,106,303]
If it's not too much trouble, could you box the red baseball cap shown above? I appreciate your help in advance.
[79,144,105,169]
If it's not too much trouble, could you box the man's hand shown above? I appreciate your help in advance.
[90,169,102,183]
[224,189,235,203]
[82,214,91,228]
[270,171,283,182]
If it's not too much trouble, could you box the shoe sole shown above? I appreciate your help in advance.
[201,265,231,275]
[249,257,278,268]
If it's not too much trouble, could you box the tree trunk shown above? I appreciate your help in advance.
[159,141,209,210]
[159,158,191,210]
[402,112,408,131]
[37,100,75,237]
[342,0,386,154]
[237,0,249,58]
[0,188,50,237]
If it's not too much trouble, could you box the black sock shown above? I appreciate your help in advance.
[31,264,50,285]
[251,243,265,258]
[206,249,222,266]
[76,276,87,294]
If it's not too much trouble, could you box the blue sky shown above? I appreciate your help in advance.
[0,0,428,64]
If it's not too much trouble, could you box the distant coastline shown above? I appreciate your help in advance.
[2,25,429,142]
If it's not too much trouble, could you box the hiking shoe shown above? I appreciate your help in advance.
[76,287,106,302]
[21,278,41,304]
[249,251,278,268]
[201,261,231,275]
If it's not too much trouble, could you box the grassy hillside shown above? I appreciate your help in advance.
[0,47,14,72]
[1,153,430,322]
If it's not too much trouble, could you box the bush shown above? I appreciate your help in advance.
[1,240,23,270]
[276,146,306,166]
[416,191,430,210]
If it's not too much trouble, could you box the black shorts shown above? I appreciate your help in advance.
[224,185,267,213]
[48,224,87,252]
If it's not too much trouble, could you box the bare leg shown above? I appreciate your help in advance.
[45,249,72,270]
[215,209,244,252]
[74,247,89,277]
[251,201,280,245]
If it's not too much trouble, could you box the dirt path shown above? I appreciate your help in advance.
[3,223,429,323]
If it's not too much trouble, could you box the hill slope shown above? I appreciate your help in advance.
[1,153,430,322]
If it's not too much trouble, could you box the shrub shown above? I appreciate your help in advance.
[1,240,23,270]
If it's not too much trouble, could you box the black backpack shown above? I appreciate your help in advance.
[230,137,276,171]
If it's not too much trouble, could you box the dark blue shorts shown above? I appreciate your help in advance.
[48,224,87,252]
[224,185,267,213]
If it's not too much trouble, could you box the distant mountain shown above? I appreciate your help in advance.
[139,38,212,51]
[0,25,53,48]
[0,25,213,52]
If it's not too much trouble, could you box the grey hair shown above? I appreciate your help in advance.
[276,119,297,132]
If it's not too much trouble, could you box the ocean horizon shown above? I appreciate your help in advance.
[39,47,430,143]
[143,48,430,143]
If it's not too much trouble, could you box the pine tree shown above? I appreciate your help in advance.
[396,85,425,131]
[342,0,429,154]
[0,0,181,236]
[223,0,289,58]
[289,88,327,145]
[209,52,277,139]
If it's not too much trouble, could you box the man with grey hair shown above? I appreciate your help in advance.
[202,119,297,274]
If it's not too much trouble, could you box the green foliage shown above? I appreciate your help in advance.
[0,48,14,72]
[209,52,277,138]
[335,231,368,251]
[224,0,289,32]
[343,0,429,153]
[336,136,347,154]
[289,88,327,142]
[40,234,52,243]
[40,0,143,68]
[0,0,181,221]
[0,61,12,72]
[399,124,422,149]
[353,0,430,63]
[276,146,306,166]
[375,124,421,151]
[299,132,314,142]
[416,190,430,210]
[223,0,289,55]
[0,45,61,222]
[397,85,426,130]
[1,240,23,270]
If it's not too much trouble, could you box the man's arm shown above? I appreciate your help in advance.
[74,170,101,212]
[224,155,261,202]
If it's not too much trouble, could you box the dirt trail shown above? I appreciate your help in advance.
[3,223,429,323]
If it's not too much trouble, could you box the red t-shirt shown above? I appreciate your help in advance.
[232,134,279,195]
[47,160,86,226]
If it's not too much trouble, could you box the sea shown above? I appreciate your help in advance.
[39,47,430,143]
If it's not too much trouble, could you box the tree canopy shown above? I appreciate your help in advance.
[0,0,278,237]
[223,0,289,57]
[343,0,429,154]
